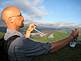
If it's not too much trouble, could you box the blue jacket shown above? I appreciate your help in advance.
[4,29,51,61]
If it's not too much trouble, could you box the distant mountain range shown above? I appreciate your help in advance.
[32,21,81,28]
[0,19,81,28]
[0,20,81,33]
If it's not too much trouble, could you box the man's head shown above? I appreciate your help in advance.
[1,6,24,30]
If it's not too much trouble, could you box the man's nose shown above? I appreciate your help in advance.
[21,16,24,21]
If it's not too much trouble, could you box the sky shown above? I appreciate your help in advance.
[44,0,81,24]
[0,0,81,25]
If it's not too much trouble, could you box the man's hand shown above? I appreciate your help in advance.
[27,23,37,32]
[70,28,79,40]
[25,23,37,38]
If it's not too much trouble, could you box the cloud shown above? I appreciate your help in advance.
[32,0,44,6]
[0,0,48,24]
[14,0,48,16]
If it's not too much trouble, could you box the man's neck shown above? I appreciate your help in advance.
[7,26,20,32]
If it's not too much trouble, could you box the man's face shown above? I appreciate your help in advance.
[9,13,24,28]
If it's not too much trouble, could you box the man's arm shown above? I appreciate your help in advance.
[49,29,79,53]
[24,23,79,53]
[50,35,73,53]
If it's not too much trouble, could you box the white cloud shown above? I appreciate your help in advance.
[0,0,48,24]
[32,0,44,6]
[11,0,48,16]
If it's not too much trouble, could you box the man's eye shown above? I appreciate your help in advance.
[20,13,22,16]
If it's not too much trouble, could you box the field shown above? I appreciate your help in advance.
[32,31,81,61]
[0,32,5,39]
[32,30,81,43]
[32,30,70,43]
[0,31,81,61]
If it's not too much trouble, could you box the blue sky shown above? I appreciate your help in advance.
[0,0,81,25]
[44,0,81,24]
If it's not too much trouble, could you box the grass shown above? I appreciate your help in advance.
[32,36,48,43]
[33,45,81,61]
[32,30,70,43]
[78,35,81,41]
[52,31,69,42]
[0,32,5,39]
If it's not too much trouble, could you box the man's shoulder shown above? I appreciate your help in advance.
[4,29,24,40]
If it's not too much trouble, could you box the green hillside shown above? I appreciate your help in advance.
[32,30,70,43]
[0,32,5,39]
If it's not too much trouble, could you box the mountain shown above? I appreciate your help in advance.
[0,19,4,27]
[31,21,81,29]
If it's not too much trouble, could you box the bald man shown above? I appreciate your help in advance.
[1,6,79,61]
